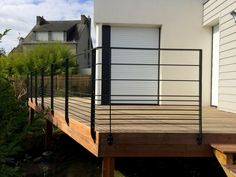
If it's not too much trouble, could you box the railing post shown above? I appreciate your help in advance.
[90,49,96,141]
[27,74,29,102]
[41,68,44,110]
[35,70,38,105]
[65,58,69,124]
[50,63,54,114]
[30,72,33,102]
[107,47,113,145]
[197,49,203,145]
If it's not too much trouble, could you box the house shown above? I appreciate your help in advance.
[12,15,92,72]
[27,1,236,177]
[94,0,236,114]
[94,0,212,106]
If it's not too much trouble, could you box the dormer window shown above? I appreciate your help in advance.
[50,32,65,41]
[35,32,48,41]
[35,31,66,41]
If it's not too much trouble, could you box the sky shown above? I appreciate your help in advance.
[0,0,94,54]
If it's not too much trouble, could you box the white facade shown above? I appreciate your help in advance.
[203,0,236,113]
[94,0,212,106]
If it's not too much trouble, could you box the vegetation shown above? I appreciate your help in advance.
[0,29,10,56]
[0,42,74,176]
[2,43,75,76]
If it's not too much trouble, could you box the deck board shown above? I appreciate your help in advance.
[42,97,236,133]
[30,97,236,157]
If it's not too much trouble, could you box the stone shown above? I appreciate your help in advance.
[33,156,43,163]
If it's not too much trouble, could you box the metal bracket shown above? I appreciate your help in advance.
[107,133,113,145]
[197,134,202,145]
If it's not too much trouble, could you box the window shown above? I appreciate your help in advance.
[35,32,48,41]
[51,32,64,41]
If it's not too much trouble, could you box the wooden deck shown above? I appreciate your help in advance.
[29,97,236,158]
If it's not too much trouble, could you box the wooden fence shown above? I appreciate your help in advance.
[43,75,91,96]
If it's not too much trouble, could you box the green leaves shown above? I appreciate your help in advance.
[0,42,74,76]
[0,29,11,42]
[0,29,11,56]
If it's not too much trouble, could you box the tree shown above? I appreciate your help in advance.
[0,29,10,41]
[4,42,75,76]
[0,29,11,56]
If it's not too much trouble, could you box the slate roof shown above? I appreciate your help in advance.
[33,20,81,32]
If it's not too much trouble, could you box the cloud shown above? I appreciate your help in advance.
[0,0,94,53]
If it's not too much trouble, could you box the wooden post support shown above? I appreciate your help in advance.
[45,120,53,150]
[102,157,115,177]
[28,107,34,124]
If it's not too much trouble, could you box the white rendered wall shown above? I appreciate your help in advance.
[94,0,212,106]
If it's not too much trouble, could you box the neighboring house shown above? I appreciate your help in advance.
[94,0,236,114]
[12,15,92,71]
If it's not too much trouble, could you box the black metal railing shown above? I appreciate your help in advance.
[27,47,203,145]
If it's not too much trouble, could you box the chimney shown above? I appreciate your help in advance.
[36,16,47,25]
[81,15,87,24]
[19,37,24,44]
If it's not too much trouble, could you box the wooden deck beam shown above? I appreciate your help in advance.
[99,143,212,157]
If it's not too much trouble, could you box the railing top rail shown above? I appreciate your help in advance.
[94,46,202,51]
[27,47,202,74]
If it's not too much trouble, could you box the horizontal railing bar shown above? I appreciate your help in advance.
[95,94,199,97]
[108,46,202,51]
[68,91,91,96]
[95,99,199,102]
[67,96,91,99]
[96,79,199,82]
[68,97,91,103]
[96,108,199,111]
[96,63,199,67]
[97,113,199,116]
[156,104,198,106]
[96,118,198,121]
[97,103,199,107]
[27,47,200,74]
[97,122,199,125]
[35,97,198,106]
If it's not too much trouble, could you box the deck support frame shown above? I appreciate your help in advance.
[102,157,115,177]
[28,107,34,124]
[45,119,53,150]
